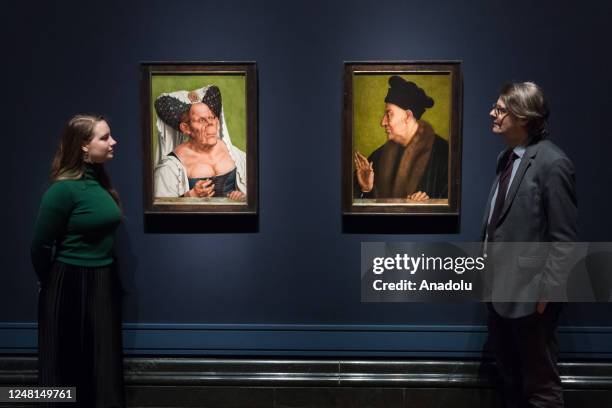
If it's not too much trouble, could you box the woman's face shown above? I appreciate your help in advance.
[183,102,220,147]
[83,120,117,163]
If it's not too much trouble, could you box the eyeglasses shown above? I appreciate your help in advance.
[491,103,509,116]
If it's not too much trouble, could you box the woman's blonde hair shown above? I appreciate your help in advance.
[50,114,121,206]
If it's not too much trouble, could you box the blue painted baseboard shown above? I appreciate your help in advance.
[1,323,611,358]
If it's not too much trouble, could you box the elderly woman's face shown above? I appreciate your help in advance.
[184,102,220,146]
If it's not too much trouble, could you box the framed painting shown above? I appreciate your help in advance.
[141,62,257,215]
[342,61,462,217]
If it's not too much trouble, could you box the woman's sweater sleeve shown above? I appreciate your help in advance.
[30,183,72,281]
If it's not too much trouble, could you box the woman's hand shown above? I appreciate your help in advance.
[408,191,429,201]
[354,151,374,192]
[227,190,245,201]
[186,179,215,198]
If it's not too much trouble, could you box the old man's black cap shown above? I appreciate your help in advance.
[384,76,434,120]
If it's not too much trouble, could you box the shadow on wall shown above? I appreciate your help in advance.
[113,222,139,336]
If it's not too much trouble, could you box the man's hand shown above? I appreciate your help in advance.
[227,190,246,201]
[408,191,430,201]
[186,179,215,198]
[354,151,374,192]
[536,301,547,314]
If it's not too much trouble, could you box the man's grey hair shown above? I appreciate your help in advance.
[500,82,550,141]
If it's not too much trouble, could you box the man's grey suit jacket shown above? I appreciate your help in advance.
[481,139,578,318]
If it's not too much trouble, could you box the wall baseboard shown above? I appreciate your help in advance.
[2,323,612,358]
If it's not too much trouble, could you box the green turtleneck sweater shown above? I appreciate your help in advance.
[31,165,122,279]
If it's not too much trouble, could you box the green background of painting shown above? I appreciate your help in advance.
[150,74,247,162]
[353,73,452,157]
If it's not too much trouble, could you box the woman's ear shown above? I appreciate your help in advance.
[81,145,89,152]
[179,122,190,135]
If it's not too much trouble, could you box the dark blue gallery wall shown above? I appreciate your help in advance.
[2,0,611,341]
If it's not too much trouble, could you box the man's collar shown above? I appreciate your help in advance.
[513,145,527,159]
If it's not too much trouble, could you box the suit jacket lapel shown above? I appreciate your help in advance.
[481,173,500,239]
[496,143,540,226]
[480,149,508,239]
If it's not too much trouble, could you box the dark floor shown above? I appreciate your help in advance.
[1,356,611,407]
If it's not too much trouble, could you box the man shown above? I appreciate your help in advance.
[354,76,448,201]
[154,85,247,200]
[482,82,577,408]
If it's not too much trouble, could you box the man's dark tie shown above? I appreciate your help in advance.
[487,151,519,240]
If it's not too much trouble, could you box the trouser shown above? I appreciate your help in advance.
[488,303,564,408]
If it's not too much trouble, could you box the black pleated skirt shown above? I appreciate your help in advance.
[38,261,125,408]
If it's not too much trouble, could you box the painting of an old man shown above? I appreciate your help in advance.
[354,76,448,201]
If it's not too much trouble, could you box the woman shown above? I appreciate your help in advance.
[31,115,124,408]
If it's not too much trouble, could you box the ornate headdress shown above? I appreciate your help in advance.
[154,85,223,131]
